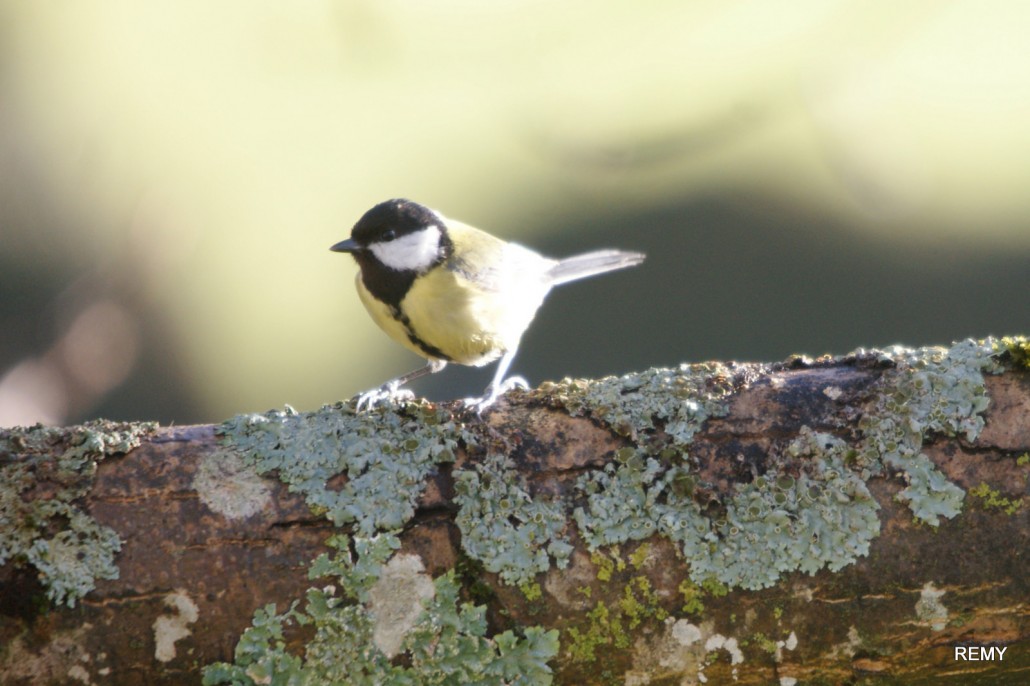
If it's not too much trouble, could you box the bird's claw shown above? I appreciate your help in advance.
[354,383,415,412]
[462,376,529,415]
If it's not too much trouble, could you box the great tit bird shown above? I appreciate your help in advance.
[331,199,645,411]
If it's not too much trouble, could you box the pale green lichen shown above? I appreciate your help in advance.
[569,339,1007,591]
[21,512,123,608]
[856,338,998,526]
[539,362,737,449]
[548,360,874,591]
[203,533,560,686]
[218,399,468,533]
[682,430,880,590]
[573,430,880,590]
[0,420,154,607]
[574,451,677,549]
[454,453,572,586]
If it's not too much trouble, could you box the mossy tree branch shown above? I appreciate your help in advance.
[1,338,1029,685]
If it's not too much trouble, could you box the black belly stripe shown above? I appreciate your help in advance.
[392,305,453,362]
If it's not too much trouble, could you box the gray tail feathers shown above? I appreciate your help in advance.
[546,249,646,287]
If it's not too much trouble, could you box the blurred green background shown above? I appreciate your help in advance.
[1,1,1028,427]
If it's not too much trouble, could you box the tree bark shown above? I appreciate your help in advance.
[1,339,1028,685]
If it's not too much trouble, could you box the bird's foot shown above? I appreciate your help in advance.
[463,376,529,414]
[354,383,415,412]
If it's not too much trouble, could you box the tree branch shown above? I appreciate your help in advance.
[2,337,1028,685]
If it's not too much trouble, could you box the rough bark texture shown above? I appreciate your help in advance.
[1,340,1028,685]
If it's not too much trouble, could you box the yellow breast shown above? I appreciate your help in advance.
[355,222,555,367]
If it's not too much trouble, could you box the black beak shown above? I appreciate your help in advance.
[330,238,360,253]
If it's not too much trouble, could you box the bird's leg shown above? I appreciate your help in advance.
[463,350,528,414]
[355,359,447,411]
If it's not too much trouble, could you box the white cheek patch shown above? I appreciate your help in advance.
[369,226,442,272]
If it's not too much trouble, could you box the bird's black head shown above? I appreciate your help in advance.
[330,199,452,307]
[350,199,442,247]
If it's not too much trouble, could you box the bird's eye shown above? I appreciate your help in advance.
[382,229,397,241]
